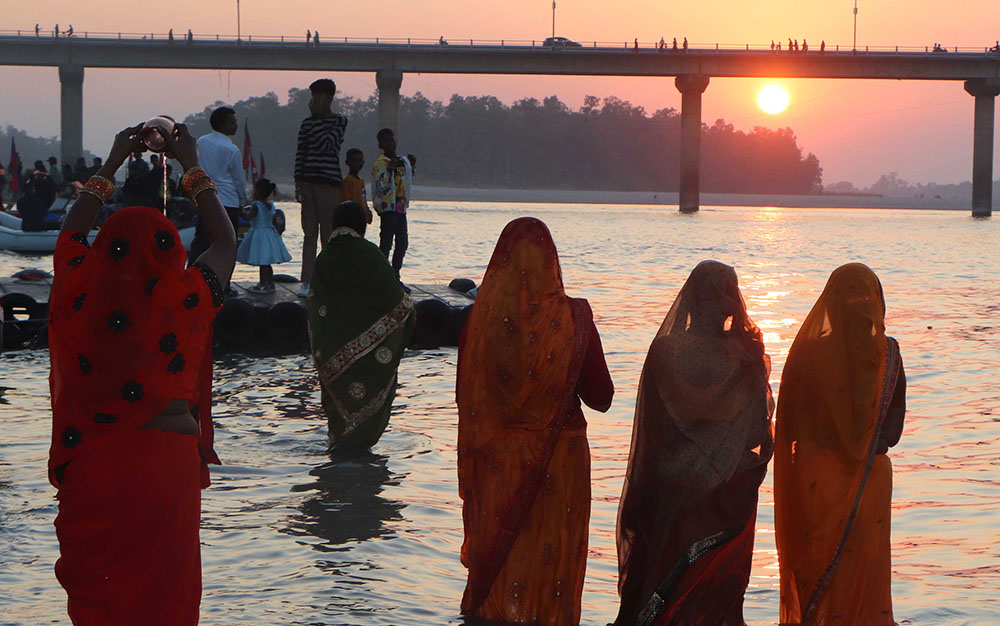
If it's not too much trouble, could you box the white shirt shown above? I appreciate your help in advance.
[196,131,246,208]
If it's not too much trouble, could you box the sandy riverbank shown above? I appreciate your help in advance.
[411,186,976,210]
[267,178,980,210]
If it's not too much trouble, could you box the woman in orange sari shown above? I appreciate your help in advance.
[774,263,906,626]
[615,261,774,626]
[457,217,614,625]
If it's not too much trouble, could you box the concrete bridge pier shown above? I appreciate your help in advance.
[675,74,710,213]
[964,78,1000,217]
[376,69,403,134]
[59,64,84,170]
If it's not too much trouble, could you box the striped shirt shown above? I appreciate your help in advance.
[294,114,348,185]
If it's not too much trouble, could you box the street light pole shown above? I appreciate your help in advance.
[552,0,556,38]
[853,0,858,51]
[237,0,242,41]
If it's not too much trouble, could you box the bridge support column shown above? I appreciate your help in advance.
[675,74,710,213]
[59,64,85,170]
[964,79,1000,217]
[376,69,403,134]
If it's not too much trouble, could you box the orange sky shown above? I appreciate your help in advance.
[2,0,999,186]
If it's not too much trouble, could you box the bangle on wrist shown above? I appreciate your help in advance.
[181,166,214,197]
[80,175,115,204]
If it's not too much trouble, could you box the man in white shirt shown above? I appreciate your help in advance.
[191,106,246,263]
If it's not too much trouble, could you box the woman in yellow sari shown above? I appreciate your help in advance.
[774,263,906,625]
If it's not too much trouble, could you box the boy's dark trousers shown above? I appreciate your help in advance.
[378,210,408,275]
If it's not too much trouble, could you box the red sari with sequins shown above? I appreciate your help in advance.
[48,206,223,625]
[457,217,614,625]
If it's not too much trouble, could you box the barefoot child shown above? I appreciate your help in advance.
[237,178,292,292]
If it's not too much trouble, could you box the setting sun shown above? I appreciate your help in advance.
[757,84,790,114]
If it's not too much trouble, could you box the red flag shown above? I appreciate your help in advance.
[249,153,259,184]
[8,137,21,193]
[242,122,252,170]
[259,152,266,178]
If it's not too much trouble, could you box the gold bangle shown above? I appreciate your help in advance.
[82,175,115,203]
[79,186,109,205]
[190,180,217,199]
[181,166,212,196]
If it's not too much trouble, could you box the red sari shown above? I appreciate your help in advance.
[48,206,223,625]
[616,261,774,626]
[457,217,613,625]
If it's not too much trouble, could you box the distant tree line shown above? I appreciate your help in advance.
[181,89,824,195]
[1,125,96,172]
[826,171,1000,201]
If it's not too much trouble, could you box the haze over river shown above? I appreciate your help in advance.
[1,202,997,625]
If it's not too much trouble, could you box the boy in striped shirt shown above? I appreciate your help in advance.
[294,78,348,297]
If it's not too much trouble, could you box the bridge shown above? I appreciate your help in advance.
[3,31,999,215]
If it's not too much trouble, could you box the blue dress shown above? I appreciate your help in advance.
[237,201,292,266]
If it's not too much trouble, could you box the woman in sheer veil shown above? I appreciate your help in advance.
[774,263,905,625]
[616,261,773,625]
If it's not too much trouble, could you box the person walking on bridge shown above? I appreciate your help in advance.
[306,30,311,43]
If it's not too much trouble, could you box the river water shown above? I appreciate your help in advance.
[1,202,998,625]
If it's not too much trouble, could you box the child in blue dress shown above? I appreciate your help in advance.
[238,178,292,293]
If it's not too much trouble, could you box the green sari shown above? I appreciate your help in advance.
[308,227,415,451]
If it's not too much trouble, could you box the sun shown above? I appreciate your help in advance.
[757,85,790,114]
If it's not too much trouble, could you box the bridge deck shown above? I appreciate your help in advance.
[2,34,999,80]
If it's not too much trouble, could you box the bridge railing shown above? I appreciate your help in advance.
[2,29,999,55]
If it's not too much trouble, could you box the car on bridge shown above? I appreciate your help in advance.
[543,36,582,49]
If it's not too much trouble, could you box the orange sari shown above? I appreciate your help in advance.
[457,217,613,625]
[774,263,904,626]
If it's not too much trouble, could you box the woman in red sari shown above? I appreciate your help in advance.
[457,217,614,625]
[774,263,905,626]
[48,123,236,625]
[615,261,774,626]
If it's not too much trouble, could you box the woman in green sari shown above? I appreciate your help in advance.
[307,201,415,452]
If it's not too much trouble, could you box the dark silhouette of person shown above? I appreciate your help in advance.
[306,29,311,43]
[802,39,808,53]
[788,38,793,51]
[634,38,639,51]
[89,157,103,178]
[54,24,59,38]
[672,37,678,50]
[771,40,775,51]
[73,157,88,182]
[66,25,73,37]
[168,28,174,43]
[187,29,193,43]
[439,35,447,45]
[314,31,320,46]
[821,40,826,53]
[20,161,57,230]
[683,37,688,51]
[35,23,40,37]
